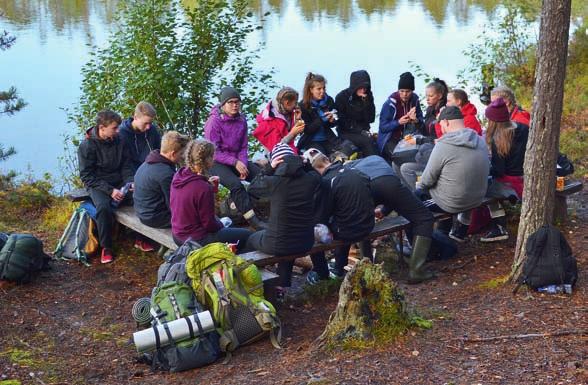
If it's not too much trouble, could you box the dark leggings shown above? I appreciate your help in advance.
[339,131,377,157]
[210,162,260,215]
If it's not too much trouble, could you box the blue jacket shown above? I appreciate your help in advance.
[118,117,162,172]
[377,92,423,154]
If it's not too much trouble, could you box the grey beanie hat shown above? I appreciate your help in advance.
[219,86,241,106]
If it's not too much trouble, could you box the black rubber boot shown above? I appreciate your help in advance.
[408,236,434,284]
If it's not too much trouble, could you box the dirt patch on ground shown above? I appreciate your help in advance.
[1,188,587,385]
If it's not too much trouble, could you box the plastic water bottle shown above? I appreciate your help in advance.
[111,182,132,208]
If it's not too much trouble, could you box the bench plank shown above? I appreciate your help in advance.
[114,206,178,251]
[66,188,90,202]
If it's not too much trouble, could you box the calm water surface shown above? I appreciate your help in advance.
[0,0,505,180]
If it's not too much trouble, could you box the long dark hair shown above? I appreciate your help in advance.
[302,72,326,109]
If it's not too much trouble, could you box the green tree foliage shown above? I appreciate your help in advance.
[69,0,273,142]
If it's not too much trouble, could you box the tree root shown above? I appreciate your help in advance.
[458,329,588,343]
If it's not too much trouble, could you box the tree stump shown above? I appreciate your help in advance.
[316,258,418,351]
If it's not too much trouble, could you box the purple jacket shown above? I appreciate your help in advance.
[170,167,223,242]
[203,105,248,166]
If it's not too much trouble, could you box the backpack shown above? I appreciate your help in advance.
[517,225,578,290]
[146,281,221,372]
[557,153,574,177]
[0,233,50,283]
[53,201,99,266]
[156,240,202,287]
[185,243,281,353]
[0,233,8,250]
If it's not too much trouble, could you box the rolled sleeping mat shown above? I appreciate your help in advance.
[131,297,152,326]
[132,311,215,353]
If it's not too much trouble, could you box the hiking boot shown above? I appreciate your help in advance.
[480,224,509,243]
[247,215,268,231]
[101,248,114,264]
[134,239,156,252]
[449,222,469,243]
[407,236,434,284]
[306,271,327,286]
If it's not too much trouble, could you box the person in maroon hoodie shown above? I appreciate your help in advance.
[204,86,266,230]
[446,89,482,135]
[170,139,253,252]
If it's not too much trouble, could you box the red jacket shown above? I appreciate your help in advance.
[434,102,482,138]
[511,105,530,127]
[253,101,298,153]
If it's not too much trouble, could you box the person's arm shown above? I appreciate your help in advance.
[378,101,400,134]
[206,118,238,166]
[300,104,323,135]
[151,124,162,150]
[196,186,223,233]
[121,142,136,184]
[78,141,114,195]
[419,145,444,190]
[335,92,349,133]
[161,171,174,210]
[364,91,376,124]
[237,121,249,166]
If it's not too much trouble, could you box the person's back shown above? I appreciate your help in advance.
[421,128,489,213]
[490,123,528,178]
[257,155,320,255]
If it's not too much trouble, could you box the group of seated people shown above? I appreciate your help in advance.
[78,70,530,296]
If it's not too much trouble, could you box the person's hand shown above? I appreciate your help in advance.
[271,155,284,169]
[399,115,411,125]
[111,189,124,202]
[408,107,417,121]
[374,207,384,220]
[324,111,335,123]
[235,160,248,179]
[291,120,305,135]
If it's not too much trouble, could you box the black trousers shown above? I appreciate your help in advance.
[89,188,131,250]
[173,227,253,253]
[210,161,260,215]
[139,213,171,229]
[339,131,377,157]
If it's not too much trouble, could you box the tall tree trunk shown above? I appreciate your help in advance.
[511,0,572,282]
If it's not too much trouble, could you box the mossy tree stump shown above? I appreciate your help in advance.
[316,258,424,351]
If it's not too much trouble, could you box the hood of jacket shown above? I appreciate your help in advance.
[208,104,246,124]
[85,126,118,144]
[461,102,478,117]
[145,149,175,166]
[438,128,482,149]
[274,155,305,177]
[349,70,371,93]
[171,167,207,189]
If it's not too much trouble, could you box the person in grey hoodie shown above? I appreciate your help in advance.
[418,106,489,220]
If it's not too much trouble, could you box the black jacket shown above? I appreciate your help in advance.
[490,123,529,177]
[316,163,375,241]
[251,156,321,255]
[133,150,176,226]
[118,117,162,173]
[78,126,134,195]
[297,96,339,151]
[335,70,376,135]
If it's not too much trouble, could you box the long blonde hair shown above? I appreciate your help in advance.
[486,120,515,158]
[184,139,215,175]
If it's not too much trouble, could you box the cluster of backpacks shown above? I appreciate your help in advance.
[133,241,281,372]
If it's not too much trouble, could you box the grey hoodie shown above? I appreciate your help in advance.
[420,128,489,213]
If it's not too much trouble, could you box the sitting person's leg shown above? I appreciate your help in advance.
[341,132,376,157]
[480,202,508,242]
[210,227,254,252]
[449,211,472,243]
[332,243,352,277]
[399,162,424,191]
[307,251,330,284]
[89,189,115,263]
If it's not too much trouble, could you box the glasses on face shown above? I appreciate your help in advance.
[226,99,241,106]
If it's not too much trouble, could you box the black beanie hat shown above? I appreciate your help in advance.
[398,72,415,91]
[219,86,241,106]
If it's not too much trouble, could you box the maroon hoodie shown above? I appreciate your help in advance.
[170,167,222,242]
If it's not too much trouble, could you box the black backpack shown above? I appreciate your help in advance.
[517,225,578,290]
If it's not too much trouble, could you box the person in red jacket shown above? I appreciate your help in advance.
[446,89,482,135]
[253,87,305,153]
[490,86,531,127]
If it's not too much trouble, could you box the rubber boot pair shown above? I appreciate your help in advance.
[407,235,434,284]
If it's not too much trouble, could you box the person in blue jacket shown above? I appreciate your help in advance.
[377,72,424,161]
[118,101,162,172]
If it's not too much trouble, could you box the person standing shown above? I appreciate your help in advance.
[78,110,135,264]
[335,70,377,157]
[204,86,266,230]
[118,101,162,172]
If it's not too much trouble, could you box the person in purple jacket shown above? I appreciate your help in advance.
[170,139,253,251]
[204,86,266,230]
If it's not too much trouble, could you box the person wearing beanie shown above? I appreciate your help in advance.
[246,143,322,298]
[253,87,304,153]
[378,71,424,161]
[462,97,528,243]
[334,70,377,157]
[204,86,267,230]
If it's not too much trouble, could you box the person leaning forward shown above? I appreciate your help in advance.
[78,110,135,264]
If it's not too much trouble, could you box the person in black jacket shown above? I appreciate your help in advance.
[335,70,377,157]
[303,149,375,282]
[133,131,189,229]
[297,73,342,156]
[246,143,322,292]
[118,101,162,173]
[78,110,135,264]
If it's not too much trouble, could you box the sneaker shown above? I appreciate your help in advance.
[449,223,469,243]
[101,248,114,264]
[134,239,156,252]
[306,271,324,286]
[480,225,509,243]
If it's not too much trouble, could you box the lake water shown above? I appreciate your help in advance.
[0,0,513,180]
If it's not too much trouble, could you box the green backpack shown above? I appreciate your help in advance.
[185,242,281,352]
[148,281,221,372]
[0,233,50,283]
